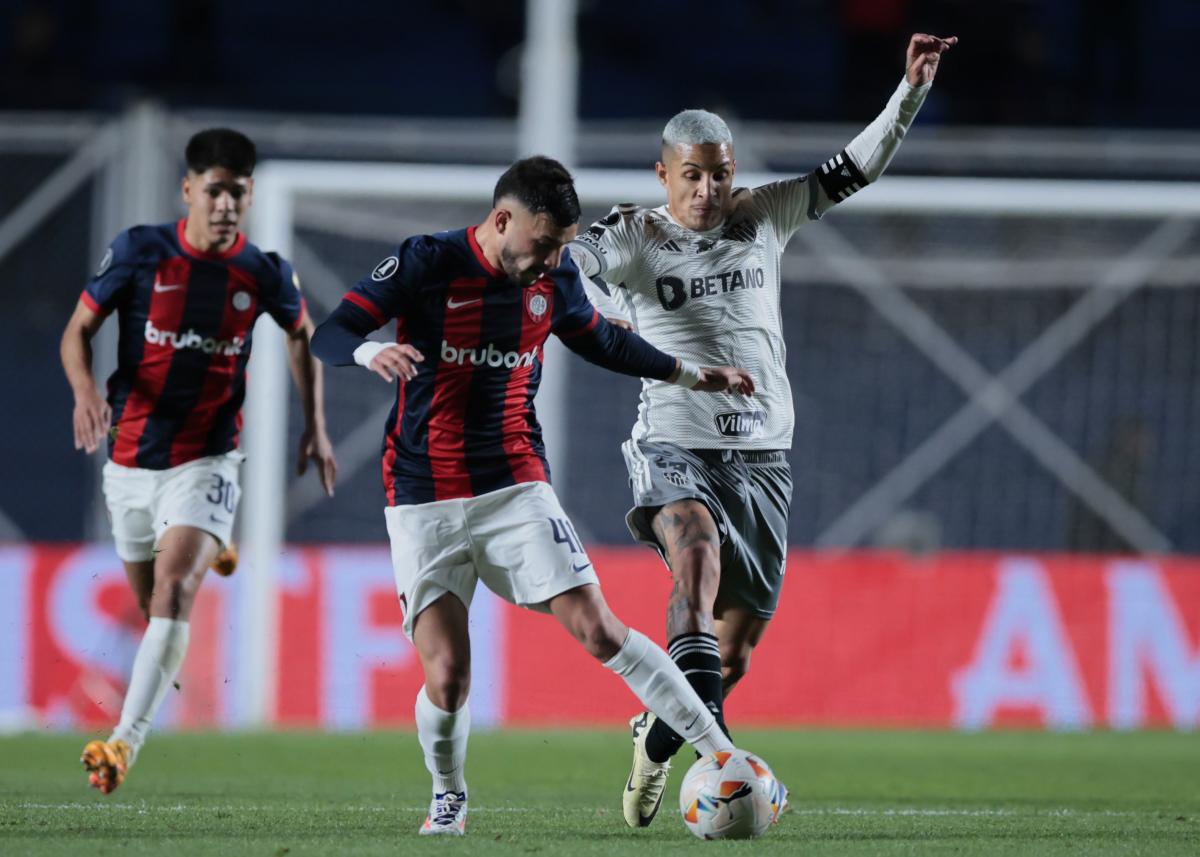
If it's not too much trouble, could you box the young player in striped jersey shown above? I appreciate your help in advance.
[567,34,957,827]
[61,128,337,793]
[312,156,756,836]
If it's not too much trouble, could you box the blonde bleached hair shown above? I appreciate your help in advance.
[661,109,733,148]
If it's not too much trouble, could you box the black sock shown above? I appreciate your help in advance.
[643,632,729,764]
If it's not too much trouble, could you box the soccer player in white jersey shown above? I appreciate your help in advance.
[568,34,956,827]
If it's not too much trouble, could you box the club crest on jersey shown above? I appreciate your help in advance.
[232,290,252,311]
[96,247,113,276]
[526,292,548,321]
[371,256,399,281]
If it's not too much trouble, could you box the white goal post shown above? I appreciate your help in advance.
[237,161,1200,726]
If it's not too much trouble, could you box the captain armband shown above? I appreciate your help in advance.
[816,150,869,203]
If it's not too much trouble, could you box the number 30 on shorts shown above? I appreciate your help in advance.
[206,473,237,515]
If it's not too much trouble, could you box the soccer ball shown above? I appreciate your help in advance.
[678,748,783,840]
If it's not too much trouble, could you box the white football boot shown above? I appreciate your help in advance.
[622,712,671,828]
[419,790,468,836]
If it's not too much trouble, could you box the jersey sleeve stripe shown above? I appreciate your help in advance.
[556,308,600,340]
[343,291,387,326]
[289,296,308,331]
[79,290,105,315]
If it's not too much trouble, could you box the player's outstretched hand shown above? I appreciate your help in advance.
[694,366,755,396]
[369,344,425,383]
[606,316,633,331]
[297,426,338,497]
[72,387,111,454]
[906,34,957,86]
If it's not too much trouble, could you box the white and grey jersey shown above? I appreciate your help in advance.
[571,183,815,450]
[571,77,930,451]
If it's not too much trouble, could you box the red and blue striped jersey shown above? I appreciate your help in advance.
[322,226,674,506]
[82,219,306,469]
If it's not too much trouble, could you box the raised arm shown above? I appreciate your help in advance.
[759,33,956,239]
[811,34,956,215]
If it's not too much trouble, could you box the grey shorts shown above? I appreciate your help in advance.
[621,439,793,618]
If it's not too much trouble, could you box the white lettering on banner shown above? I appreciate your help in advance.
[1107,562,1200,730]
[951,559,1093,730]
[316,549,504,730]
[0,548,31,725]
[47,547,146,728]
[321,554,412,730]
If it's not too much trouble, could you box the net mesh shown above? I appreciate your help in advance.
[280,185,1200,552]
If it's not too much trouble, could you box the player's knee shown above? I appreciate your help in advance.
[150,565,203,618]
[671,541,720,583]
[575,614,626,661]
[670,557,720,617]
[425,657,471,711]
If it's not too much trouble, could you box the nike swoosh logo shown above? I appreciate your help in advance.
[154,284,185,293]
[446,298,481,309]
[572,562,592,574]
[641,793,665,826]
[625,773,638,793]
[209,515,229,524]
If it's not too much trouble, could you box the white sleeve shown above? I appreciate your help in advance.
[746,78,929,246]
[568,204,645,282]
[809,77,930,218]
[578,269,632,325]
[744,178,821,247]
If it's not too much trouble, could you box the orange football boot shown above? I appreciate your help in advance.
[81,739,132,794]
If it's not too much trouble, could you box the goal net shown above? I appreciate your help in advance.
[247,164,1200,556]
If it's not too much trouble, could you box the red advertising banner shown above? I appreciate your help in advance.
[2,545,1197,731]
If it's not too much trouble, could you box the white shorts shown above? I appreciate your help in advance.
[385,481,600,640]
[101,451,244,562]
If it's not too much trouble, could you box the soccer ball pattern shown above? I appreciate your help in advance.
[678,748,783,840]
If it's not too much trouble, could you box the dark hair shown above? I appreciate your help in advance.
[492,156,581,227]
[185,128,257,176]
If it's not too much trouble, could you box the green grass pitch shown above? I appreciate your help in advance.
[1,730,1197,855]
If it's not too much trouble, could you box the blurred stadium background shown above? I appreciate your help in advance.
[3,0,1200,736]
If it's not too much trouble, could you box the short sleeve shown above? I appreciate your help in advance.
[260,253,307,331]
[568,204,646,282]
[81,230,139,316]
[340,235,440,328]
[549,249,600,339]
[748,177,820,247]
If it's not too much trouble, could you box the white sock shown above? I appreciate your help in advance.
[415,686,470,795]
[604,628,735,756]
[110,617,190,761]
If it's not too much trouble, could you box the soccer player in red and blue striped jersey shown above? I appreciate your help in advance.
[312,156,753,835]
[61,128,337,794]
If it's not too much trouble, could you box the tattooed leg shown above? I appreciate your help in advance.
[641,499,730,761]
[650,499,722,637]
